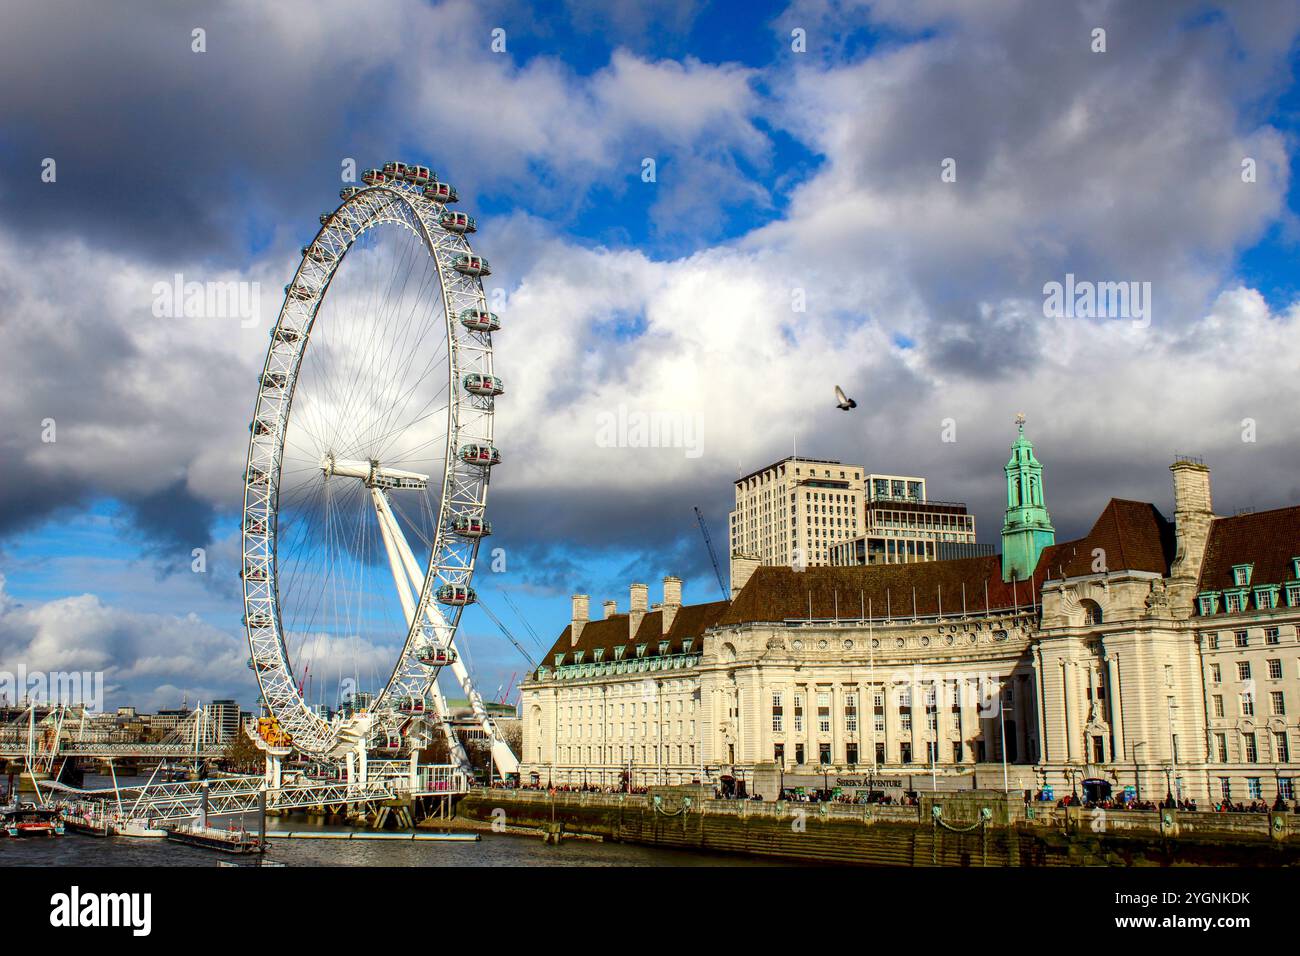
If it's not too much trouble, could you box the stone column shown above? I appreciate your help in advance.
[1106,654,1125,765]
[1063,660,1081,764]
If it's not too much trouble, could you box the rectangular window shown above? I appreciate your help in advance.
[1211,663,1221,683]
[1269,659,1283,680]
[953,741,963,763]
[1216,733,1227,761]
[817,692,831,733]
[1244,732,1258,763]
[1213,695,1224,718]
[1276,732,1290,764]
[874,715,885,733]
[818,742,831,765]
[1266,627,1281,645]
[901,713,912,732]
[1220,777,1232,800]
[1272,691,1286,716]
[1226,593,1243,613]
[1281,778,1295,801]
[793,694,804,733]
[844,693,858,732]
[795,743,804,765]
[1248,777,1262,799]
[1235,630,1249,647]
[845,743,858,766]
[900,742,912,764]
[1241,693,1255,717]
[1238,661,1252,681]
[771,693,784,732]
[1208,632,1219,650]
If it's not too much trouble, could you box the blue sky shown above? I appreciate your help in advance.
[3,0,1300,713]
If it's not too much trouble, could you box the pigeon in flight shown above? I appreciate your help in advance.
[834,385,857,411]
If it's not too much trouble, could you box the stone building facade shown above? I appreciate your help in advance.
[520,433,1300,805]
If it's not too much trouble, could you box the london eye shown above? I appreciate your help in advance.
[239,161,517,777]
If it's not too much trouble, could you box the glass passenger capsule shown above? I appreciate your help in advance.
[244,516,267,535]
[245,467,269,485]
[261,371,287,389]
[302,243,329,262]
[285,282,315,301]
[244,612,272,629]
[339,186,361,201]
[436,584,477,606]
[423,181,458,204]
[452,515,492,538]
[240,566,268,582]
[397,697,426,715]
[249,418,274,436]
[462,373,503,397]
[416,644,458,666]
[403,164,433,185]
[361,168,387,185]
[319,212,334,226]
[458,443,500,467]
[458,308,500,333]
[274,327,303,345]
[440,211,476,234]
[453,255,490,277]
[382,161,408,179]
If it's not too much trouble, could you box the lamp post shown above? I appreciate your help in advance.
[1166,697,1178,804]
[1131,741,1146,804]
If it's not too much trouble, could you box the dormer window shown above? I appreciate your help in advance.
[1232,564,1254,587]
[1225,591,1247,614]
[573,650,585,664]
[553,653,565,667]
[613,646,625,661]
[682,639,694,654]
[593,648,605,662]
[1288,583,1300,607]
[636,644,647,658]
[658,641,670,656]
[1197,593,1220,616]
[1292,557,1300,579]
[1255,586,1280,610]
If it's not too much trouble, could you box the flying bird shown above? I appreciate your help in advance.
[834,385,857,411]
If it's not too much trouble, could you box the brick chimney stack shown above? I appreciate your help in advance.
[662,576,682,634]
[730,552,761,599]
[629,583,648,638]
[570,594,589,645]
[1168,458,1215,615]
[603,599,617,620]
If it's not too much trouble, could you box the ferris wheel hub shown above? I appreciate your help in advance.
[319,454,430,490]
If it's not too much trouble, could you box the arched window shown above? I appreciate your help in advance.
[1081,599,1103,626]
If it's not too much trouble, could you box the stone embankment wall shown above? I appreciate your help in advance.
[454,788,1300,866]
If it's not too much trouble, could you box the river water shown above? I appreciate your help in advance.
[4,775,774,867]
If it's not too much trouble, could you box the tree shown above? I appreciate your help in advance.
[221,729,264,774]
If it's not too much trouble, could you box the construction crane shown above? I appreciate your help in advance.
[694,506,729,601]
[475,596,538,670]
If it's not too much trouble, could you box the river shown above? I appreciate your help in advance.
[4,775,775,867]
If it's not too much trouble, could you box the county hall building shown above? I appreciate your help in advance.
[518,423,1300,806]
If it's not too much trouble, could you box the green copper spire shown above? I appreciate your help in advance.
[1001,413,1055,582]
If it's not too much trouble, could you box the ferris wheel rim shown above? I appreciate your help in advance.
[238,174,497,759]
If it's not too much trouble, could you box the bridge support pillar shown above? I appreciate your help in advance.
[264,752,282,791]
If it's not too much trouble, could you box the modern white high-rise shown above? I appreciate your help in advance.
[729,457,865,570]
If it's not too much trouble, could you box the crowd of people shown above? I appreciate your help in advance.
[1045,790,1300,813]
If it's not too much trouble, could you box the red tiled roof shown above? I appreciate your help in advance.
[1034,498,1175,578]
[1198,506,1300,591]
[717,555,1048,626]
[542,600,731,666]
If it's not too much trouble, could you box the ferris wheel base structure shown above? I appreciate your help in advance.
[240,159,519,781]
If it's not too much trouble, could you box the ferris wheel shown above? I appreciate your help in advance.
[240,161,517,776]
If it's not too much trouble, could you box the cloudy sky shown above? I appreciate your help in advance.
[2,0,1299,712]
